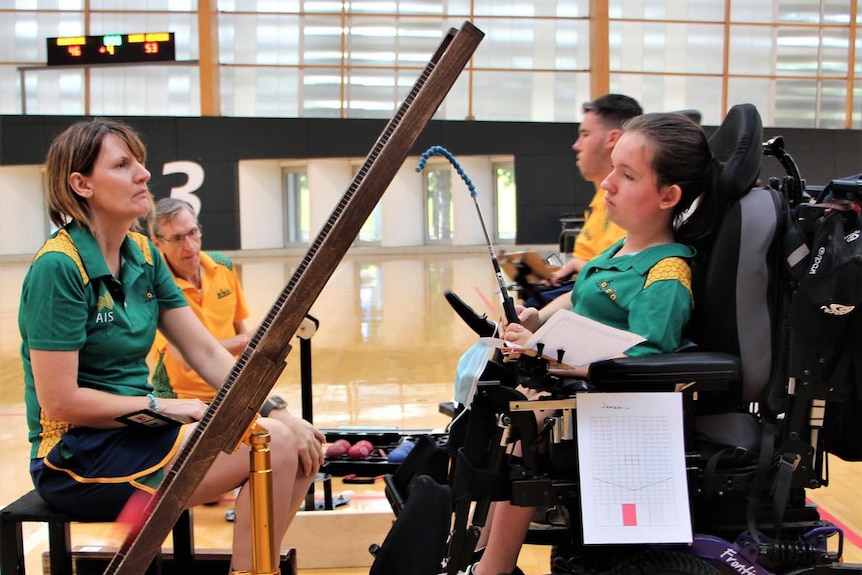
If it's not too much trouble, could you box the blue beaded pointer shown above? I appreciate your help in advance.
[417,145,519,324]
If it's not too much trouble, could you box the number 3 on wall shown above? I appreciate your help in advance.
[162,161,205,214]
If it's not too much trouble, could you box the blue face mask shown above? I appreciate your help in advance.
[453,340,495,407]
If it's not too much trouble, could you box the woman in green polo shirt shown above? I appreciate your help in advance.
[19,118,323,574]
[467,113,724,575]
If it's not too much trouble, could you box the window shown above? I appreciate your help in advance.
[494,161,517,244]
[424,166,453,244]
[5,2,862,126]
[283,168,309,245]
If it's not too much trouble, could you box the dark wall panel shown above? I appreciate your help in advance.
[514,154,586,244]
[761,127,862,188]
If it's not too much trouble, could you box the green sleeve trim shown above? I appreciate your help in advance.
[206,250,234,270]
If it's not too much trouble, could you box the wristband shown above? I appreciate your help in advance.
[147,393,160,412]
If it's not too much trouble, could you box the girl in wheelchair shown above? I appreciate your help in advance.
[467,112,724,575]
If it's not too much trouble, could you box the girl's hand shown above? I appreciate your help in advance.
[503,322,534,348]
[513,305,540,333]
[499,306,541,361]
[499,303,525,332]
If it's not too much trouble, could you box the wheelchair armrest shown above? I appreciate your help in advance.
[587,351,741,391]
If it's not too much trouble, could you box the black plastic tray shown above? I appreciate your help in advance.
[321,429,447,477]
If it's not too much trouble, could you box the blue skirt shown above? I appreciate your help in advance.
[31,425,184,519]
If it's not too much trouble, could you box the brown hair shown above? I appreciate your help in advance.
[582,93,643,129]
[45,118,149,230]
[621,113,722,246]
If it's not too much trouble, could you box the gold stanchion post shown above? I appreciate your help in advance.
[248,428,280,575]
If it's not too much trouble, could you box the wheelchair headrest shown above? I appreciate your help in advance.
[708,103,763,205]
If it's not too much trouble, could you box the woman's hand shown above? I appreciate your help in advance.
[157,397,208,423]
[274,412,326,476]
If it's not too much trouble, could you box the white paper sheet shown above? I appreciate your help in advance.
[480,309,646,367]
[525,309,645,366]
[576,392,692,545]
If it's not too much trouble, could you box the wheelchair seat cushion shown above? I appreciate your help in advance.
[692,412,762,453]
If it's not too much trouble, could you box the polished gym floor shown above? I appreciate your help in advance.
[1,249,860,574]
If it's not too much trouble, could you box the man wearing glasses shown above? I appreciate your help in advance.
[149,197,287,418]
[148,197,324,515]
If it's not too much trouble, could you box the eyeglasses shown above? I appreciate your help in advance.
[159,225,202,246]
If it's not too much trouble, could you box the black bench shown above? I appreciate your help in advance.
[1,489,194,575]
[1,490,297,575]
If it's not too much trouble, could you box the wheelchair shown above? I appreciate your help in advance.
[370,103,862,575]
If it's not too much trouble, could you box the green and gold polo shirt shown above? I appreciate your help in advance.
[20,223,187,458]
[571,239,695,357]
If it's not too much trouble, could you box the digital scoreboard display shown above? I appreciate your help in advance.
[46,32,176,66]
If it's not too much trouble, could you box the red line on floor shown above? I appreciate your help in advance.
[808,498,862,552]
[474,285,499,317]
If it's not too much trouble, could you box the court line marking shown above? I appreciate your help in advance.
[809,498,862,552]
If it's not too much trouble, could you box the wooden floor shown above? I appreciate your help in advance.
[1,248,860,574]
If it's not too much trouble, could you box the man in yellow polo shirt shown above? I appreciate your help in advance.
[149,197,324,515]
[149,198,291,419]
[540,94,643,298]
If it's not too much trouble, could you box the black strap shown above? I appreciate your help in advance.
[746,420,776,543]
[769,451,798,539]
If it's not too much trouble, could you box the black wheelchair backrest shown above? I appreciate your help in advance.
[688,104,787,404]
[693,188,785,403]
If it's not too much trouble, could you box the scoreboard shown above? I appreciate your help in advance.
[46,32,176,66]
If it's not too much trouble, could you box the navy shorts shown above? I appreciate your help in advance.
[31,425,184,519]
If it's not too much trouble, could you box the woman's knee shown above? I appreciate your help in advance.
[259,419,298,468]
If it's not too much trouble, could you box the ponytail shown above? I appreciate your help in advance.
[674,155,724,249]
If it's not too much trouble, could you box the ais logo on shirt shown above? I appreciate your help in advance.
[96,289,115,323]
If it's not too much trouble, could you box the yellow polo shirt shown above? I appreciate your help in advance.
[150,251,249,401]
[573,189,626,261]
